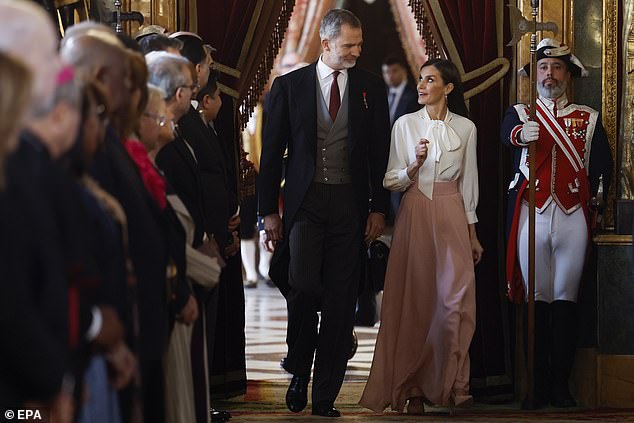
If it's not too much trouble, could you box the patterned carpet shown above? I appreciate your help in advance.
[229,283,634,422]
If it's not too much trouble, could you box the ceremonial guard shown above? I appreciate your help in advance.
[501,38,613,407]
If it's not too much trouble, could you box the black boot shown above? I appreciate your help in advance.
[550,300,578,408]
[534,301,552,407]
[522,301,551,409]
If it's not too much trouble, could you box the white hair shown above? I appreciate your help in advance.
[0,0,60,116]
[61,21,122,48]
[146,51,191,100]
[146,83,167,108]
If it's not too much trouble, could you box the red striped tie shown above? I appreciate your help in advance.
[329,70,340,122]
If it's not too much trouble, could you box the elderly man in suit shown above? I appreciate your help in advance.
[258,8,390,418]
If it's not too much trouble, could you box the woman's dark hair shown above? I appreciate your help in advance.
[116,33,144,55]
[139,34,183,55]
[196,75,219,103]
[174,34,205,65]
[420,58,469,119]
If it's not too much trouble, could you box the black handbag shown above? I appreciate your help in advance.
[367,239,389,292]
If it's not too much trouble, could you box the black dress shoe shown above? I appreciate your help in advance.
[210,407,231,422]
[285,375,309,413]
[312,402,341,417]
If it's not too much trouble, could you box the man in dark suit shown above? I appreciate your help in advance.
[170,32,246,403]
[382,56,420,218]
[382,56,420,127]
[258,9,390,418]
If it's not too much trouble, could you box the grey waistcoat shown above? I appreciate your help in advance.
[314,75,352,184]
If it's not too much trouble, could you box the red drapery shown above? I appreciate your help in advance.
[426,0,513,392]
[195,0,294,123]
[195,0,295,200]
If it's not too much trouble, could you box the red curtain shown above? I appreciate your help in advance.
[195,0,295,201]
[432,0,513,392]
[195,1,257,74]
[195,0,294,123]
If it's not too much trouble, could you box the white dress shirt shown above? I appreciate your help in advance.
[317,56,347,104]
[383,107,479,224]
[388,80,407,121]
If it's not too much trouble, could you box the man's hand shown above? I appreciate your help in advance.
[228,214,240,232]
[177,295,198,324]
[105,341,137,390]
[224,231,240,257]
[520,121,540,144]
[263,214,283,252]
[93,306,124,349]
[364,212,385,243]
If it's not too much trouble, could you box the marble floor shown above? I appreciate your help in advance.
[243,282,377,382]
[232,282,634,422]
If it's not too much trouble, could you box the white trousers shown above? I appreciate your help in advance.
[517,201,588,303]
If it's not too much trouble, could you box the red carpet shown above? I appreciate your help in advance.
[214,381,634,422]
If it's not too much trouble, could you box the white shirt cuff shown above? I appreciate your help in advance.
[465,211,478,225]
[397,168,414,187]
[86,307,103,342]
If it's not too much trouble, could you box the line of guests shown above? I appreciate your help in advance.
[0,1,245,422]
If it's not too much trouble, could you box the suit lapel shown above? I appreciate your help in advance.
[347,67,361,151]
[296,63,317,151]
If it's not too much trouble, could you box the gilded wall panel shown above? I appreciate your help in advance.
[121,0,177,34]
[620,0,634,200]
[516,0,573,104]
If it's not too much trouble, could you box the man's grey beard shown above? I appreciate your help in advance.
[537,79,567,99]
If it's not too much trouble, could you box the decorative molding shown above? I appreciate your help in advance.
[603,0,618,227]
[592,233,632,246]
[463,57,510,100]
[215,63,242,79]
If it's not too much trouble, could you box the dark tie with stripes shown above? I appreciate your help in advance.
[328,70,340,122]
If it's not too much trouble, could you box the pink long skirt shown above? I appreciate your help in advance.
[360,180,476,412]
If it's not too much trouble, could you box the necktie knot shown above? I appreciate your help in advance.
[328,71,341,122]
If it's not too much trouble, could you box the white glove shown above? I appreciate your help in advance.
[519,121,540,144]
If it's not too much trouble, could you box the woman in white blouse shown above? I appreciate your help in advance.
[360,59,483,415]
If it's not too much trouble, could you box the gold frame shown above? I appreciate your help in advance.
[515,0,574,104]
[603,0,618,227]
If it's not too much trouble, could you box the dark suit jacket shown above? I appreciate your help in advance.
[0,137,70,406]
[155,137,206,247]
[177,107,234,249]
[258,62,391,294]
[392,82,420,124]
[91,129,169,360]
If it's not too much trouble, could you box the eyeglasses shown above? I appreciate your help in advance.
[178,83,200,92]
[143,112,167,127]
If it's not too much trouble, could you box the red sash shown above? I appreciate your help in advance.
[506,102,591,303]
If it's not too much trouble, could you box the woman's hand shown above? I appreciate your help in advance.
[415,138,429,166]
[407,138,429,179]
[470,236,483,265]
[468,224,483,265]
